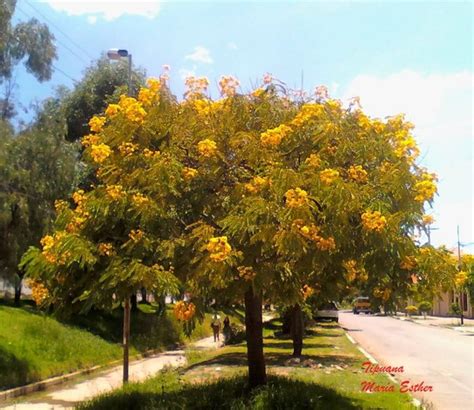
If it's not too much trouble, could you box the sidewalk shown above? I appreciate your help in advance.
[392,313,474,333]
[1,335,223,410]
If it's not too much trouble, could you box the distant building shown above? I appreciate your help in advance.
[432,290,473,319]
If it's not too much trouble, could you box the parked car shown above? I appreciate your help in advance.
[314,301,339,322]
[353,296,372,314]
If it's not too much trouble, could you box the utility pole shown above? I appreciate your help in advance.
[457,225,464,326]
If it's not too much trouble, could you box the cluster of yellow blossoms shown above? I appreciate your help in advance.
[454,271,468,288]
[219,75,240,97]
[81,134,101,148]
[182,167,198,181]
[118,142,138,157]
[27,279,49,306]
[118,95,147,124]
[40,232,68,264]
[184,76,210,99]
[343,260,358,282]
[302,284,314,300]
[305,154,321,168]
[143,148,160,159]
[244,176,268,194]
[319,168,340,185]
[237,266,256,281]
[98,242,114,256]
[67,189,89,233]
[206,236,232,262]
[89,116,106,133]
[291,104,325,127]
[90,143,112,164]
[173,301,196,321]
[414,174,437,202]
[373,287,391,302]
[106,185,125,200]
[285,188,308,208]
[400,256,417,271]
[361,210,387,232]
[293,220,336,252]
[394,135,419,160]
[132,193,150,207]
[260,124,292,147]
[129,229,144,243]
[197,139,218,158]
[348,165,368,183]
[422,215,435,225]
[105,104,120,118]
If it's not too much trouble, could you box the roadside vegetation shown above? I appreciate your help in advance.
[80,321,415,410]
[0,301,238,390]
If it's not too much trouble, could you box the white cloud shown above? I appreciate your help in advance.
[41,0,161,21]
[340,70,473,249]
[227,42,238,50]
[185,46,213,64]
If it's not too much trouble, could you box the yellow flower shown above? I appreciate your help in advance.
[105,104,121,118]
[422,215,435,225]
[98,242,114,256]
[40,235,54,252]
[206,236,232,262]
[28,280,49,305]
[361,210,387,232]
[132,193,150,207]
[197,139,218,158]
[219,75,240,97]
[126,101,147,124]
[182,167,198,181]
[400,256,417,271]
[455,271,468,287]
[106,185,125,200]
[54,200,68,212]
[302,285,314,300]
[260,124,292,147]
[118,142,139,157]
[184,76,210,99]
[173,301,196,321]
[305,154,321,168]
[143,148,160,158]
[138,87,154,105]
[285,188,308,208]
[129,229,144,243]
[320,168,340,185]
[348,165,368,183]
[89,116,106,133]
[244,176,268,194]
[314,236,336,251]
[238,266,256,281]
[291,104,324,127]
[90,143,112,164]
[414,177,437,202]
[146,77,161,93]
[343,260,358,282]
[81,134,101,148]
[72,189,86,205]
[252,88,265,98]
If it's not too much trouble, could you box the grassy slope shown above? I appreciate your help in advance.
[0,302,235,391]
[80,320,415,409]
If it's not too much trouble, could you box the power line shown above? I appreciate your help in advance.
[22,0,95,61]
[51,63,78,84]
[15,4,90,65]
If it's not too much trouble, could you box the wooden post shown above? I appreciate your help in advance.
[123,297,131,383]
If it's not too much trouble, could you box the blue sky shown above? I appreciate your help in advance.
[11,0,473,251]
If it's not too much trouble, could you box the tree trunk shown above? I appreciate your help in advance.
[14,279,22,306]
[244,287,266,388]
[290,304,304,357]
[131,293,138,312]
[281,308,292,335]
[123,297,131,383]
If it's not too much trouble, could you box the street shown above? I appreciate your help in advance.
[339,311,474,410]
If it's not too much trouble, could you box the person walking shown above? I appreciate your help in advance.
[211,314,221,342]
[223,316,231,344]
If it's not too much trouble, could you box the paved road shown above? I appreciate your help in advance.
[339,311,474,410]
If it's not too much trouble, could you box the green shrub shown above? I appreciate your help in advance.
[450,303,462,316]
[418,301,432,313]
[405,305,418,316]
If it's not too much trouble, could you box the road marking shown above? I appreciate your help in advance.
[345,334,356,344]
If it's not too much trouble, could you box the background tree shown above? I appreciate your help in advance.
[0,99,77,304]
[0,0,57,120]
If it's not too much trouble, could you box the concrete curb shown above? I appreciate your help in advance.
[0,345,180,403]
[390,315,474,334]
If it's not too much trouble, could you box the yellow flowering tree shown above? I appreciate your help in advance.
[22,72,437,389]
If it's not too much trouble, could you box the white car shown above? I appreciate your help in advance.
[314,301,339,322]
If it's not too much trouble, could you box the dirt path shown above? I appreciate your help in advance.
[2,335,223,410]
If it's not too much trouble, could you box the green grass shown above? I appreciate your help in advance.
[0,301,237,391]
[80,320,416,409]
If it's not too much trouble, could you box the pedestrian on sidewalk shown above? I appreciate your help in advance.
[211,314,221,342]
[223,316,232,343]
